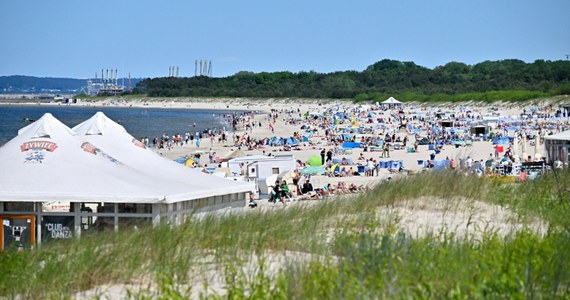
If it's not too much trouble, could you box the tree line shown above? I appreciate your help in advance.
[131,59,570,102]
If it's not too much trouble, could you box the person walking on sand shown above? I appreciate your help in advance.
[326,149,333,164]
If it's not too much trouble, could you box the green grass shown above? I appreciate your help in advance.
[1,170,569,298]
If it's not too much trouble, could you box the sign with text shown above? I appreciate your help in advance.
[41,216,74,241]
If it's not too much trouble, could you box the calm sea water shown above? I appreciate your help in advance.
[0,104,239,146]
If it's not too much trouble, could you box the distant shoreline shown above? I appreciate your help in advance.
[0,96,344,114]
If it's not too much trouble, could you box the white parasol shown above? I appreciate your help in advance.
[534,133,541,159]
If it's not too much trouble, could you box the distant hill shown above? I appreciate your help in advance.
[0,75,143,94]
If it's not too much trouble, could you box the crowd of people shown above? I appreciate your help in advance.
[150,101,569,208]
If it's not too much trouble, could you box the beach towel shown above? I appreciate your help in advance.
[342,142,361,149]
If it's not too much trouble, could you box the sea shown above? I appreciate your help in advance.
[0,104,241,146]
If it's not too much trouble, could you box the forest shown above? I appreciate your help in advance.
[132,59,570,102]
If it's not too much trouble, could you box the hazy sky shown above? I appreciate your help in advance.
[1,0,569,79]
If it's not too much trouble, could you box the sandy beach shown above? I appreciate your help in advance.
[7,96,567,194]
[37,96,567,198]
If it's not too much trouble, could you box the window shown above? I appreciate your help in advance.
[4,202,34,212]
[118,203,152,214]
[272,167,280,174]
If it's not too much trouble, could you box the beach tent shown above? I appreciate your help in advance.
[0,113,164,203]
[0,113,248,249]
[73,112,254,201]
[221,149,246,162]
[493,137,510,145]
[470,125,490,135]
[381,97,403,109]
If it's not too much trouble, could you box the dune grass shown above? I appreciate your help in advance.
[1,170,569,298]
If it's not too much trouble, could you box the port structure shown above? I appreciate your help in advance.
[87,69,125,96]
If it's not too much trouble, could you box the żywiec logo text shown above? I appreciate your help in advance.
[20,141,58,152]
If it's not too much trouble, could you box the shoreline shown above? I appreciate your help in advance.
[0,96,348,114]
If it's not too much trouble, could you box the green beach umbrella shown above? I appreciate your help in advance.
[307,155,323,166]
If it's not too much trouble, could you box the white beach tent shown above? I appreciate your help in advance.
[72,112,255,201]
[381,97,403,109]
[0,113,164,203]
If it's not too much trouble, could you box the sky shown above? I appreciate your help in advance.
[1,0,569,79]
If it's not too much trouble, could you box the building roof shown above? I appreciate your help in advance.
[544,130,570,141]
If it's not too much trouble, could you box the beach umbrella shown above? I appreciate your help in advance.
[184,158,195,167]
[534,133,541,158]
[522,132,527,158]
[513,135,519,162]
[330,164,340,174]
[300,166,325,175]
[307,155,323,166]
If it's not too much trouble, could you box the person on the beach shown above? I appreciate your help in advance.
[280,180,291,201]
[291,170,301,195]
[248,193,257,208]
[301,180,314,194]
[326,149,333,164]
[450,158,458,170]
[365,159,375,176]
[271,181,281,203]
[383,143,390,158]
